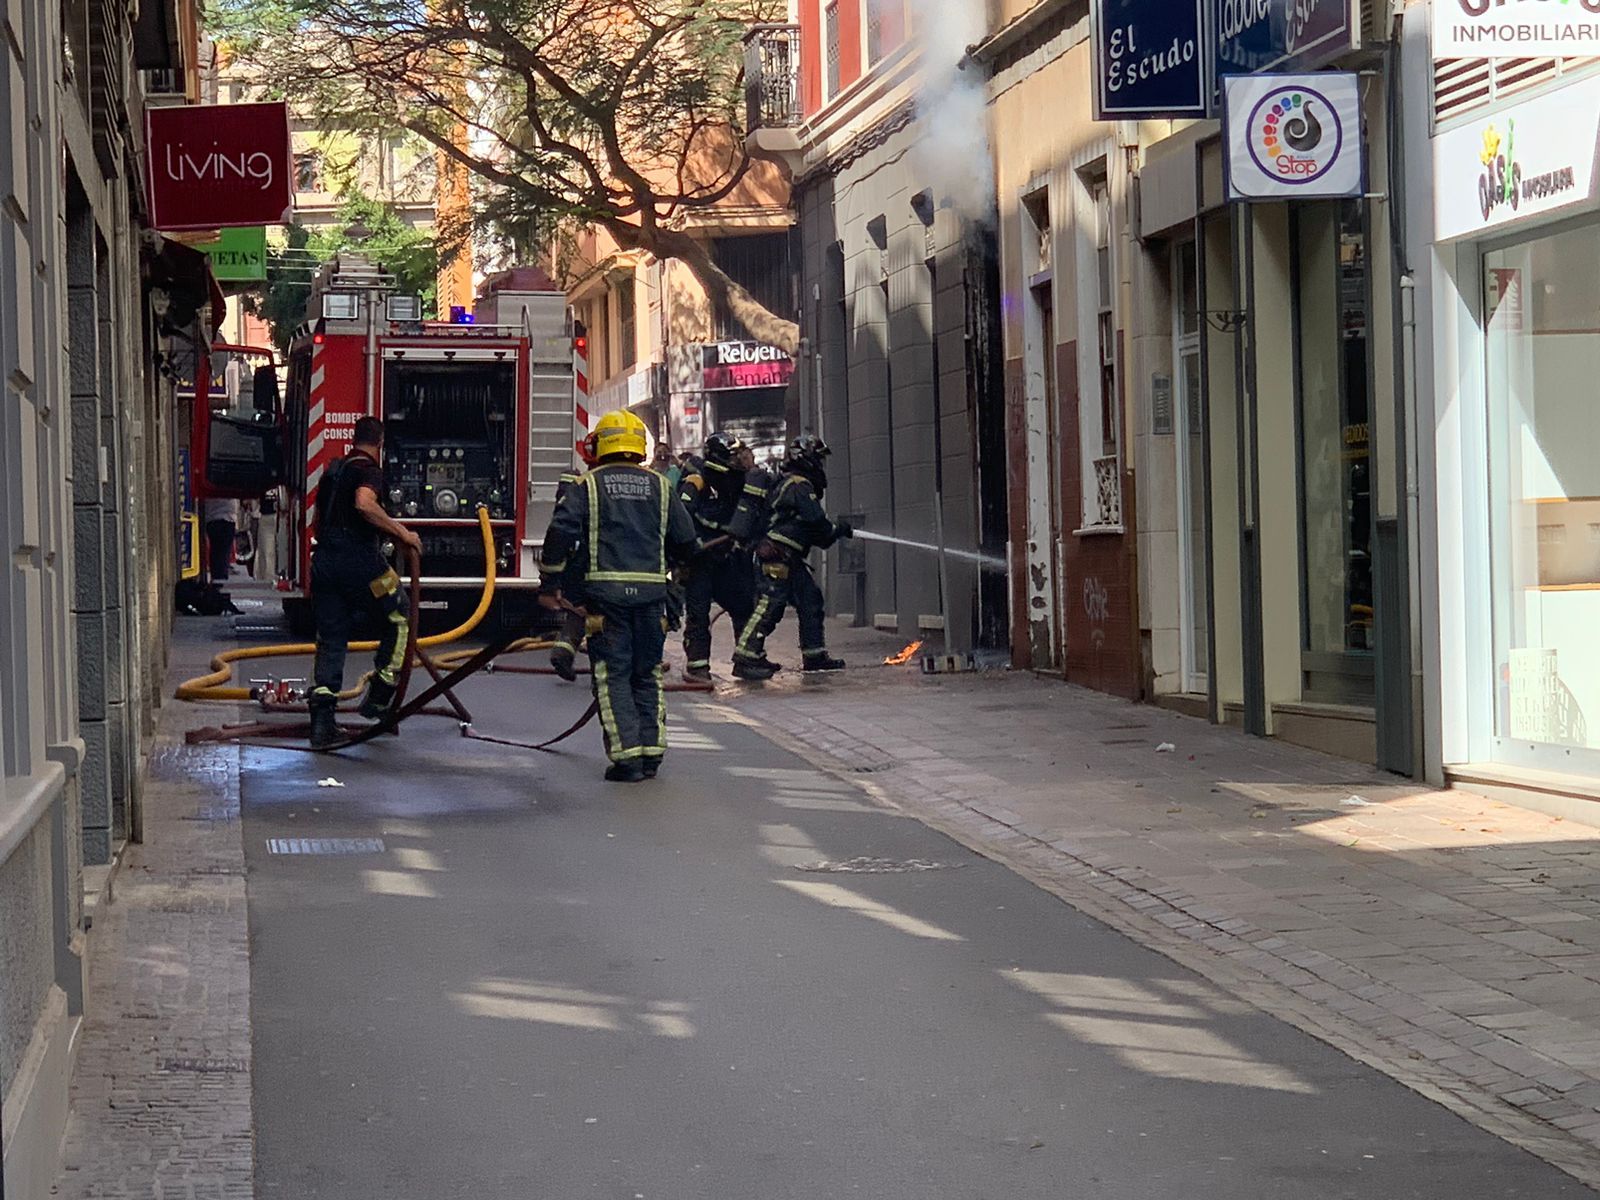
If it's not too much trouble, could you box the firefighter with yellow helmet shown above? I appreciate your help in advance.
[538,411,699,782]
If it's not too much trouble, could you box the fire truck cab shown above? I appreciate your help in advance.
[278,254,579,629]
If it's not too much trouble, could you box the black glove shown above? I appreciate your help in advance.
[834,519,854,540]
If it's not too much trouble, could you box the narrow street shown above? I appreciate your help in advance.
[229,662,1583,1198]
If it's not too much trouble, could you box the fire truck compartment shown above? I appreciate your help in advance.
[382,359,519,574]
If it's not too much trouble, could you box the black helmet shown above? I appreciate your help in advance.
[703,432,746,471]
[786,434,830,469]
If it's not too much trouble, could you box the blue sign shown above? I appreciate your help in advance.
[1217,0,1354,78]
[1092,0,1212,121]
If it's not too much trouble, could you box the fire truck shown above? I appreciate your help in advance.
[277,254,582,630]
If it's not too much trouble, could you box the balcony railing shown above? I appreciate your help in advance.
[744,24,802,132]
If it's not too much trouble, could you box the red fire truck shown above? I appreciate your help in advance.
[277,255,582,630]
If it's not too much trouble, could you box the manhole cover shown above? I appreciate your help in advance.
[267,837,385,855]
[797,857,955,874]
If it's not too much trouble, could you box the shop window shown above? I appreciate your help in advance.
[1291,200,1373,704]
[1094,181,1117,462]
[1485,224,1600,758]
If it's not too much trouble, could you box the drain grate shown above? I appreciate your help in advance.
[267,837,385,856]
[798,857,955,874]
[160,1057,245,1074]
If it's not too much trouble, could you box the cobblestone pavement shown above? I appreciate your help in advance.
[53,622,253,1199]
[732,623,1600,1188]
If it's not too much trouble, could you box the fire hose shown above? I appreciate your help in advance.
[180,506,712,754]
[176,508,509,703]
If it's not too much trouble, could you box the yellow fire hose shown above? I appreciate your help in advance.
[176,508,544,702]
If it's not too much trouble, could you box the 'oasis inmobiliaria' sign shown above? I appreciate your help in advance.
[145,102,294,232]
[1434,0,1600,60]
[1091,0,1211,120]
[1433,77,1600,241]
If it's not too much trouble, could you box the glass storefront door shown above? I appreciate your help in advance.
[1485,223,1600,768]
[1292,200,1375,704]
[1173,241,1209,694]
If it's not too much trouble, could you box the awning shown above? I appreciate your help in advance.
[146,235,226,341]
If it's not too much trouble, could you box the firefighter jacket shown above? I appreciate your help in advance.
[763,472,846,556]
[677,461,745,541]
[727,466,777,545]
[539,463,698,606]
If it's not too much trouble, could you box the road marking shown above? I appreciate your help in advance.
[362,870,437,898]
[392,847,443,872]
[776,880,965,942]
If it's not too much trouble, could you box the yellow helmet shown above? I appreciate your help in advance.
[593,410,649,461]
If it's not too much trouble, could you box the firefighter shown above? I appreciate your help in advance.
[732,435,853,681]
[549,432,600,682]
[308,417,423,751]
[678,433,758,682]
[538,410,699,782]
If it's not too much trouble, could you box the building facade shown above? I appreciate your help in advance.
[1422,23,1600,805]
[561,153,797,462]
[3,1,211,1193]
[1097,2,1420,771]
[751,1,1013,655]
[979,0,1143,695]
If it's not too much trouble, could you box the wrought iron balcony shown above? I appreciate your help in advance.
[743,24,806,170]
[744,23,802,132]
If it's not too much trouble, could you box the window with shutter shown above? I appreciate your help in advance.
[1434,56,1600,128]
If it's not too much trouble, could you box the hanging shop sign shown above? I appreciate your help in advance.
[1434,0,1600,60]
[1091,0,1212,120]
[700,341,795,392]
[1433,78,1600,241]
[1224,72,1363,201]
[145,102,294,232]
[195,226,268,283]
[1217,0,1355,78]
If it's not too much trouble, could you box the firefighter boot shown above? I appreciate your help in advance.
[359,676,398,720]
[605,761,646,784]
[309,699,342,752]
[683,663,712,683]
[642,756,663,780]
[802,652,847,673]
[733,658,779,682]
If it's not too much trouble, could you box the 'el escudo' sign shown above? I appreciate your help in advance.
[1092,0,1211,121]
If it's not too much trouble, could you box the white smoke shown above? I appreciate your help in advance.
[903,0,995,221]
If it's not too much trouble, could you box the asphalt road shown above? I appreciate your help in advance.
[241,667,1593,1199]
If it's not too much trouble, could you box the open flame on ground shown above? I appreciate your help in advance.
[884,641,923,667]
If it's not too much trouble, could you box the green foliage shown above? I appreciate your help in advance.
[245,194,439,352]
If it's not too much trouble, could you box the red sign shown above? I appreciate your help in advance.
[703,361,796,391]
[145,102,294,232]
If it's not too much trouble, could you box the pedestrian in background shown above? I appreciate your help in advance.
[204,495,240,590]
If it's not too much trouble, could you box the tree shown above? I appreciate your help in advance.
[213,0,800,352]
[247,194,440,352]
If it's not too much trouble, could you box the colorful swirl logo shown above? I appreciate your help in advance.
[1247,85,1344,186]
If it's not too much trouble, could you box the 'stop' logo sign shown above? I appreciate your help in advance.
[145,102,294,232]
[1246,84,1343,185]
[1225,72,1363,201]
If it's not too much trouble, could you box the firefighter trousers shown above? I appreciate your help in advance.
[734,555,827,665]
[587,601,668,765]
[310,541,409,708]
[682,550,756,670]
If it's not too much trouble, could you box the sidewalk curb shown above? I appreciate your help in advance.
[730,702,1600,1191]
